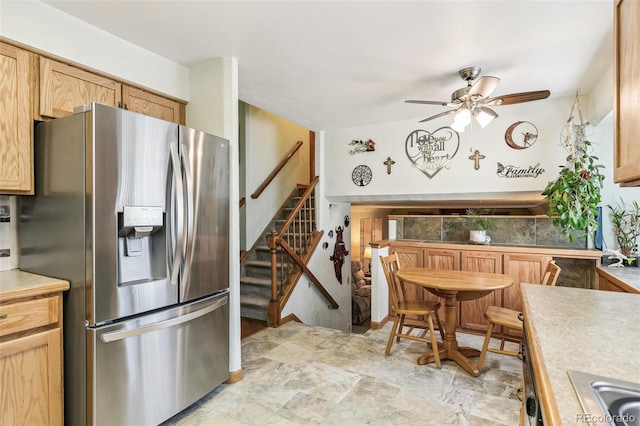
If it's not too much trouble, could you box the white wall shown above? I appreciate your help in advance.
[187,58,242,378]
[282,202,352,332]
[323,96,578,202]
[591,113,640,252]
[0,0,189,100]
[244,105,310,248]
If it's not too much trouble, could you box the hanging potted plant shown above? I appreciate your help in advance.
[607,198,640,265]
[541,140,605,242]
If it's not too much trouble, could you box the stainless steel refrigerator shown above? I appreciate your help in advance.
[19,103,230,426]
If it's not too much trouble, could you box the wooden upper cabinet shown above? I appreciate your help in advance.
[123,85,185,124]
[614,0,640,186]
[0,42,34,194]
[38,57,122,119]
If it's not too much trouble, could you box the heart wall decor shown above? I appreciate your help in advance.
[405,128,460,179]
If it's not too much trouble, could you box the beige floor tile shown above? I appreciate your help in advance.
[163,322,523,425]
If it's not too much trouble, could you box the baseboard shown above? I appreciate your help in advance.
[280,313,302,325]
[370,315,388,329]
[226,368,243,384]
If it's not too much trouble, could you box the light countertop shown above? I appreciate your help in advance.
[386,240,602,260]
[0,269,69,302]
[597,266,640,292]
[521,284,640,424]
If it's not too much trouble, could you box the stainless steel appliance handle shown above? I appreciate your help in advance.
[100,295,228,343]
[168,143,185,285]
[180,144,195,293]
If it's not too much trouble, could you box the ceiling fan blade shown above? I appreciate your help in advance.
[468,76,500,99]
[419,109,459,123]
[405,99,454,107]
[485,90,551,106]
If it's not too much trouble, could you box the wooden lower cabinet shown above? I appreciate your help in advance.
[0,328,62,425]
[459,251,502,332]
[0,293,64,426]
[502,253,552,338]
[389,243,557,338]
[597,268,640,293]
[390,246,424,321]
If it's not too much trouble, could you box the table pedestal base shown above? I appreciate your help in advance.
[417,343,481,376]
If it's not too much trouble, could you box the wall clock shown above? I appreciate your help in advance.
[505,121,538,149]
[352,165,372,186]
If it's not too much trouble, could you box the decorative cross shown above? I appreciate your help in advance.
[469,150,485,170]
[383,157,395,174]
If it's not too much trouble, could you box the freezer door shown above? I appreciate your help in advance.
[179,127,230,302]
[87,292,229,426]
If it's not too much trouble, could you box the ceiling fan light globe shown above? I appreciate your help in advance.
[455,108,472,125]
[451,120,467,133]
[474,107,498,128]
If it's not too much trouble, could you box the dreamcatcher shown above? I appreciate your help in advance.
[560,93,590,156]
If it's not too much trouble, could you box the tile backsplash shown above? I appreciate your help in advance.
[394,215,586,248]
[0,196,18,271]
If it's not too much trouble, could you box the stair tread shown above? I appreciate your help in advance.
[245,260,274,267]
[240,276,271,285]
[241,295,270,306]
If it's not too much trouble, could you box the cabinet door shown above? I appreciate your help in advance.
[459,251,502,332]
[599,275,625,292]
[0,328,63,426]
[39,57,121,119]
[423,249,459,323]
[502,254,551,338]
[0,43,34,194]
[390,246,423,319]
[614,0,640,185]
[122,85,185,124]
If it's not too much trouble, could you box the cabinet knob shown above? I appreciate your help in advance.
[0,313,7,320]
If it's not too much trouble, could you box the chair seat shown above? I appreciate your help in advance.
[395,300,441,316]
[484,305,523,331]
[477,259,561,373]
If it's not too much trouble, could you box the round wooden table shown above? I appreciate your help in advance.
[395,268,514,376]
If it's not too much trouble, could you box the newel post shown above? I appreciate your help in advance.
[267,230,280,327]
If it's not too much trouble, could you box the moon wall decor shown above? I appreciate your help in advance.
[505,121,538,149]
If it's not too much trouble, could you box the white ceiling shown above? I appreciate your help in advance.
[43,0,614,131]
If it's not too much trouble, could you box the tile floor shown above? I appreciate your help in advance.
[164,321,523,425]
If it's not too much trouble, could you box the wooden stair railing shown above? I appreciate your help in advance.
[266,176,337,327]
[251,140,304,199]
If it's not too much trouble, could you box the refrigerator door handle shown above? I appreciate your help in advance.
[168,142,185,285]
[100,295,228,343]
[180,144,195,293]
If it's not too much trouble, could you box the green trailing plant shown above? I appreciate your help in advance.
[447,208,498,231]
[541,141,605,242]
[607,198,640,257]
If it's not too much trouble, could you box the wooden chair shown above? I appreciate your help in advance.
[477,260,561,370]
[379,254,444,367]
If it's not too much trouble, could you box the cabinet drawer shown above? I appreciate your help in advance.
[0,296,60,337]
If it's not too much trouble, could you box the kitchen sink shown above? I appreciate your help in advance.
[568,370,640,426]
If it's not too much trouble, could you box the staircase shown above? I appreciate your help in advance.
[240,187,314,321]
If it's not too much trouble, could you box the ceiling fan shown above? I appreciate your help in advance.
[405,66,550,132]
